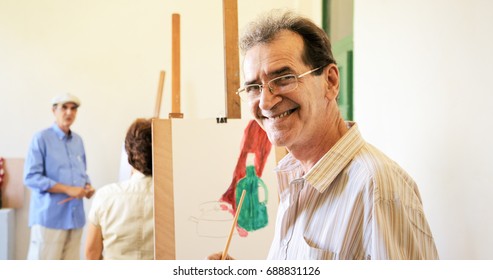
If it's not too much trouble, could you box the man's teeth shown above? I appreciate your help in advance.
[273,110,292,119]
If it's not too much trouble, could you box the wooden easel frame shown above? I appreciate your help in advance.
[153,0,242,259]
[152,119,175,259]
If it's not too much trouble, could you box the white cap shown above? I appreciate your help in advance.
[51,93,81,107]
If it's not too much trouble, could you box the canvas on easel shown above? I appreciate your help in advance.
[152,118,279,260]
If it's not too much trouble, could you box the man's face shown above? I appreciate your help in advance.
[242,30,333,150]
[52,102,78,132]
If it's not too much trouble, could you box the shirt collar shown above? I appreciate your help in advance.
[130,170,150,180]
[51,123,71,140]
[304,121,365,193]
[275,121,365,194]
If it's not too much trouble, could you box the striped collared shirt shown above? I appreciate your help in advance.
[267,122,439,260]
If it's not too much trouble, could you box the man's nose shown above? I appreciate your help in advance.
[65,108,77,114]
[258,86,280,111]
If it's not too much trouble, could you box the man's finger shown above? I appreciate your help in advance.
[58,197,75,205]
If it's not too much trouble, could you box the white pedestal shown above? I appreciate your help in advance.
[0,208,15,259]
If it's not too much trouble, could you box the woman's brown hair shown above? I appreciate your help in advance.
[125,118,152,176]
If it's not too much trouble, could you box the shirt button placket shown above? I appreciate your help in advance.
[281,179,303,259]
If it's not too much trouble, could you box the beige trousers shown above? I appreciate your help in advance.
[27,225,83,260]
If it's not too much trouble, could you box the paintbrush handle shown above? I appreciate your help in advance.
[221,189,246,260]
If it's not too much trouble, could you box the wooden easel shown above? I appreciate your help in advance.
[223,0,241,119]
[154,71,165,118]
[153,0,242,260]
[153,119,174,260]
[169,13,184,119]
[167,8,241,119]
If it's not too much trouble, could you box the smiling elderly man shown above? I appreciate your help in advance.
[209,10,438,260]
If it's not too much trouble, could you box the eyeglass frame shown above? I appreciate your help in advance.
[236,66,323,101]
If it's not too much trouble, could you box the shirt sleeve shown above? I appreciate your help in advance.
[370,178,438,259]
[88,191,102,226]
[81,139,91,185]
[23,133,57,192]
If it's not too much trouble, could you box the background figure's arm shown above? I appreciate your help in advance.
[48,183,87,199]
[85,223,104,260]
[23,135,57,192]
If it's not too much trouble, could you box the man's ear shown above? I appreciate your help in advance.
[324,64,340,101]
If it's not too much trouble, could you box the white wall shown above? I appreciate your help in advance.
[354,0,493,259]
[0,0,320,259]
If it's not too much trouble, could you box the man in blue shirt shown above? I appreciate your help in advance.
[24,93,95,260]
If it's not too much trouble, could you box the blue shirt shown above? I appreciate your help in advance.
[24,123,91,230]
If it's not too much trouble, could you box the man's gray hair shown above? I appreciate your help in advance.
[239,9,336,71]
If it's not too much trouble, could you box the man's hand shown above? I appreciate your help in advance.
[65,185,87,199]
[84,184,95,199]
[206,251,235,260]
[54,184,95,204]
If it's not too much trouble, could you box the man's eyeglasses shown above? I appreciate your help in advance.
[236,66,323,101]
